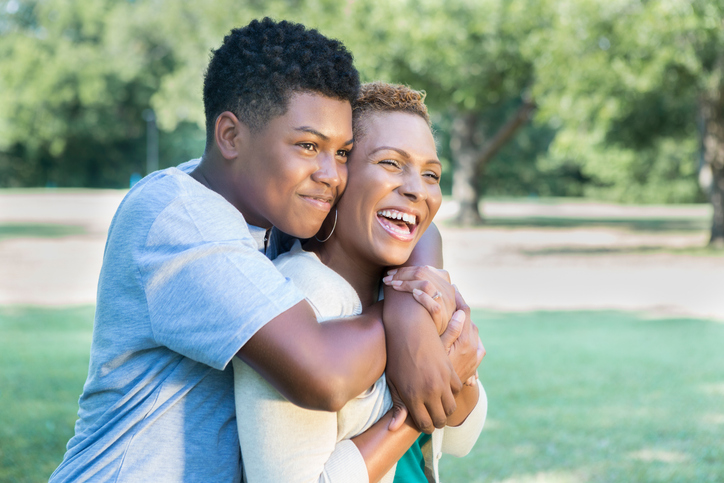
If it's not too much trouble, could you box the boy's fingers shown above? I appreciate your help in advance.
[408,402,434,434]
[424,399,451,431]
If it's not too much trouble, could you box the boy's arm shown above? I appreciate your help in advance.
[382,223,477,433]
[237,300,386,412]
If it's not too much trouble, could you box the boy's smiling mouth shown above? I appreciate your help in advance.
[300,193,334,211]
[376,209,419,240]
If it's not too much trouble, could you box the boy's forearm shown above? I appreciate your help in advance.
[237,300,386,412]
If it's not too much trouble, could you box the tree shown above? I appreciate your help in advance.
[0,0,261,187]
[533,0,722,244]
[331,0,550,225]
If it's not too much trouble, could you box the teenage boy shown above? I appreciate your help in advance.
[50,18,479,482]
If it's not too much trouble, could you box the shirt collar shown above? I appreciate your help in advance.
[247,225,270,252]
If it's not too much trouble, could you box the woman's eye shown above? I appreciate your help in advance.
[379,159,401,169]
[336,149,349,158]
[424,171,441,182]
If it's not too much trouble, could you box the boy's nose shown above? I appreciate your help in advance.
[311,154,345,188]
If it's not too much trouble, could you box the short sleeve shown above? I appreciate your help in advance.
[138,194,304,370]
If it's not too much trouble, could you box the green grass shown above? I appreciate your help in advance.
[1,307,722,482]
[441,310,724,483]
[521,245,724,257]
[0,306,94,482]
[0,224,86,241]
[442,216,711,233]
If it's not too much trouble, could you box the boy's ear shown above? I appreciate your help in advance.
[214,111,251,160]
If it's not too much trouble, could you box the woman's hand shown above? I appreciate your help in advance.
[382,265,456,335]
[444,288,485,385]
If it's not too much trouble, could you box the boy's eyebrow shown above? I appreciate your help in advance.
[370,146,441,166]
[294,126,354,146]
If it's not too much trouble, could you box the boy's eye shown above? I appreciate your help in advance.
[298,143,316,151]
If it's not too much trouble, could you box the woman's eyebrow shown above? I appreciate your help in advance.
[294,126,354,146]
[369,146,410,158]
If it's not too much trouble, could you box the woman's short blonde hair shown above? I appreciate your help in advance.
[352,81,430,139]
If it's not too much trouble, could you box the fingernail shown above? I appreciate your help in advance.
[412,288,422,297]
[387,269,398,275]
[388,417,396,429]
[452,310,465,322]
[391,280,403,287]
[382,275,393,284]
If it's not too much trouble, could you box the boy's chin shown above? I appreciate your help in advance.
[278,222,322,240]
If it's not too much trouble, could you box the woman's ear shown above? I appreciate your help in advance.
[214,111,250,160]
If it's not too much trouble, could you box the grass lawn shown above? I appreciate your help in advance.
[1,307,722,482]
[441,311,724,483]
[0,224,86,241]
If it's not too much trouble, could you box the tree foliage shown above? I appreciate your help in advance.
[0,0,719,239]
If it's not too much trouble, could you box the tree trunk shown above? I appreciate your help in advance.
[700,85,724,246]
[450,112,483,225]
[709,162,724,246]
[449,99,537,226]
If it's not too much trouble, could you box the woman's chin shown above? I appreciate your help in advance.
[375,249,414,268]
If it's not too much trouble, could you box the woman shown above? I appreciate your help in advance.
[233,82,487,483]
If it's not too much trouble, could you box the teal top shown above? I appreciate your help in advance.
[393,433,433,482]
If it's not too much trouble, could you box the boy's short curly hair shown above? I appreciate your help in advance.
[203,18,360,140]
[352,81,430,139]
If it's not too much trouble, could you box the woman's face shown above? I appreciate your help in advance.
[332,111,442,267]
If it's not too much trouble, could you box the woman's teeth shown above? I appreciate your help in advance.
[376,210,417,225]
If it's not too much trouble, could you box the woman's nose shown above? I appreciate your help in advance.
[400,172,428,202]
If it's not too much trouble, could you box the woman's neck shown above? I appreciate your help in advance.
[307,238,384,308]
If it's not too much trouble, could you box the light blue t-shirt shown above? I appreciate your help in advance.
[50,162,304,482]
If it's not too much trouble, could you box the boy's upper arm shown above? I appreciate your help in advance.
[139,195,305,370]
[406,222,443,269]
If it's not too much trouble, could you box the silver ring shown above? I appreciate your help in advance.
[432,291,442,300]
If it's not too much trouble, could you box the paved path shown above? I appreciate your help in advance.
[1,191,721,320]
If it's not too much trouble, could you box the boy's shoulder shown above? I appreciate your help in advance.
[110,162,254,249]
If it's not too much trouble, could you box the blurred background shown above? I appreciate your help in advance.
[0,0,723,482]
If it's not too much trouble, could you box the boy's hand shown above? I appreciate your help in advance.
[383,265,456,335]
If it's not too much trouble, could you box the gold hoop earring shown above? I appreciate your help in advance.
[314,209,337,243]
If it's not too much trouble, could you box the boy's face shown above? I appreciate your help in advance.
[233,92,354,238]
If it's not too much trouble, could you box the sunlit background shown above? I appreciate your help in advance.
[1,1,723,481]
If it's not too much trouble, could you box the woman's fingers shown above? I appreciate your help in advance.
[383,266,457,327]
[387,278,438,297]
[386,265,451,282]
[412,288,445,334]
[440,310,465,351]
